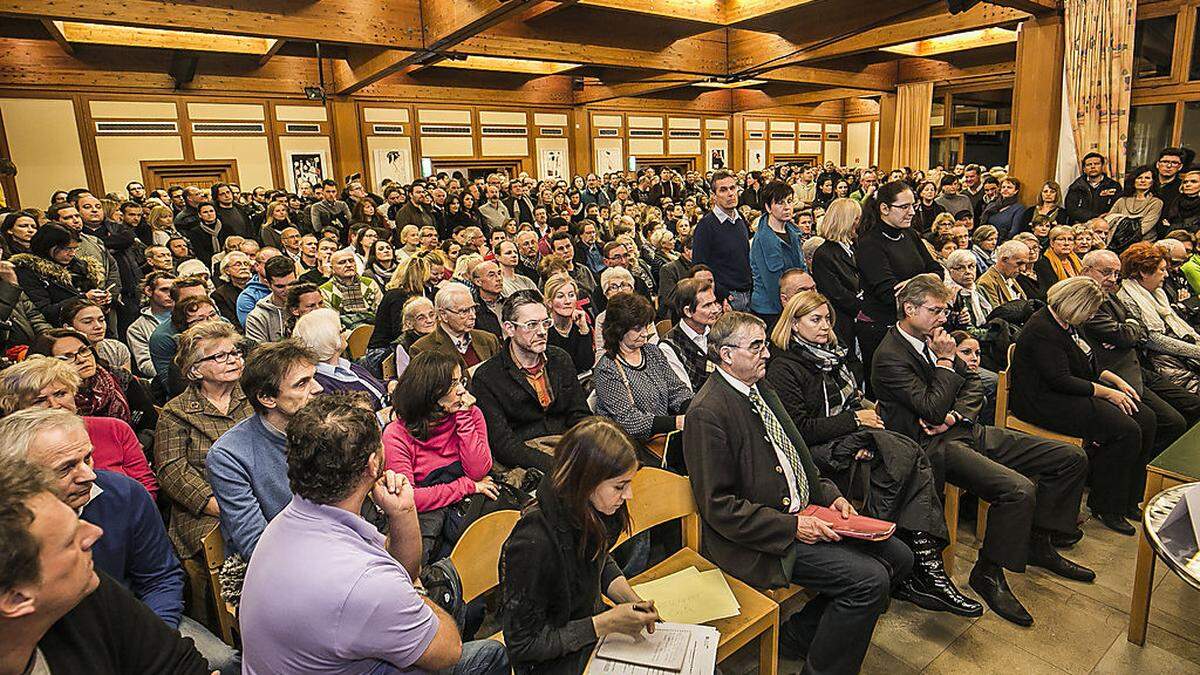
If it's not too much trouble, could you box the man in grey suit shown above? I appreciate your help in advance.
[684,311,912,675]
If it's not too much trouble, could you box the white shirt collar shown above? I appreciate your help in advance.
[896,323,932,363]
[680,320,708,346]
[713,205,740,224]
[716,365,757,397]
[78,482,104,514]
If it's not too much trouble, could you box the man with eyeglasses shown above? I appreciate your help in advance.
[410,284,499,368]
[471,291,590,473]
[683,311,911,673]
[872,274,1091,627]
[591,241,651,315]
[976,240,1030,309]
[1153,147,1187,214]
[1079,249,1200,454]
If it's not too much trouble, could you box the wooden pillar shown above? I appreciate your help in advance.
[1009,14,1065,205]
[876,93,897,173]
[328,98,363,183]
[570,107,590,177]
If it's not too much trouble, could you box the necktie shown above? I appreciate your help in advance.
[747,389,809,507]
[922,344,938,367]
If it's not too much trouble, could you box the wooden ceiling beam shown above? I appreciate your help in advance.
[258,39,285,67]
[896,57,1016,83]
[724,0,820,26]
[987,0,1059,15]
[732,87,870,111]
[0,0,424,50]
[758,63,896,91]
[572,0,724,25]
[334,49,422,96]
[574,73,706,105]
[40,19,73,55]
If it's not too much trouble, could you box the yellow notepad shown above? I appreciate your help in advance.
[631,566,741,625]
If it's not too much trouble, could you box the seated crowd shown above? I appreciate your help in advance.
[1,155,1198,675]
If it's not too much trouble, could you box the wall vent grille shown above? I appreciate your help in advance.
[628,128,663,138]
[539,127,564,136]
[419,124,472,136]
[770,132,796,140]
[371,124,405,135]
[481,125,527,136]
[668,129,701,138]
[95,121,178,134]
[597,128,620,137]
[285,123,321,133]
[193,122,265,134]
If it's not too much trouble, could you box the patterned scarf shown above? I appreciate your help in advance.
[334,276,369,314]
[1045,247,1083,282]
[76,366,132,424]
[793,338,861,417]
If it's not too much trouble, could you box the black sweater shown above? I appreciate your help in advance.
[765,344,863,446]
[1010,307,1099,422]
[36,570,209,674]
[855,224,941,323]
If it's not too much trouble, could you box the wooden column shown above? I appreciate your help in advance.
[876,93,897,173]
[328,98,363,183]
[1009,14,1064,205]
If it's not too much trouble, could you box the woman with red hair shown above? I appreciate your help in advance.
[1117,242,1200,393]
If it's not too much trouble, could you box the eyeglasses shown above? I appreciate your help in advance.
[948,264,975,272]
[726,339,768,355]
[443,305,477,316]
[510,318,554,332]
[54,347,94,364]
[888,202,916,211]
[196,348,244,365]
[921,305,951,317]
[606,281,634,292]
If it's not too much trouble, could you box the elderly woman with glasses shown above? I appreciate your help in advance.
[292,307,387,410]
[155,320,253,563]
[30,327,158,437]
[591,265,637,356]
[593,293,691,461]
[0,355,158,498]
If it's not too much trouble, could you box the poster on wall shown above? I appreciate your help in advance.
[372,148,414,190]
[539,149,565,180]
[709,149,726,170]
[287,151,328,194]
[595,148,622,176]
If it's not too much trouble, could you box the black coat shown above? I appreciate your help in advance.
[810,240,860,350]
[1080,294,1147,394]
[870,327,985,442]
[500,477,623,675]
[765,343,862,446]
[368,288,415,350]
[1009,307,1099,423]
[682,372,839,589]
[1065,174,1122,224]
[471,345,591,472]
[855,224,941,323]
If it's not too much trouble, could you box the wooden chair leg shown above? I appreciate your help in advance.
[942,485,960,575]
[758,609,779,675]
[975,499,989,543]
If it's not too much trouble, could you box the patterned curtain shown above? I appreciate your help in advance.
[891,82,934,171]
[1063,0,1135,177]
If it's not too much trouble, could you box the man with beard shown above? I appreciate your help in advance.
[211,182,254,240]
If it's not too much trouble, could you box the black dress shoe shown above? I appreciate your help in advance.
[1029,547,1096,583]
[894,573,984,617]
[1127,506,1143,521]
[1097,512,1136,535]
[1050,528,1084,548]
[969,562,1033,627]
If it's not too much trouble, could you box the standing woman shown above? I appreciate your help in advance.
[855,181,943,382]
[749,181,807,327]
[971,225,999,276]
[155,320,253,564]
[811,198,862,365]
[813,175,836,211]
[1,209,37,256]
[981,178,1025,241]
[1107,165,1164,242]
[1033,225,1083,295]
[1010,277,1156,534]
[184,202,222,265]
[459,192,486,232]
[912,180,946,234]
[500,417,660,674]
[147,204,179,245]
[258,201,292,250]
[1018,181,1064,236]
[545,273,594,375]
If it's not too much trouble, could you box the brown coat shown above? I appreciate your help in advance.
[976,266,1026,310]
[409,326,500,364]
[154,384,253,559]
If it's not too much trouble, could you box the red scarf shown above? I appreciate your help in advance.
[76,366,132,425]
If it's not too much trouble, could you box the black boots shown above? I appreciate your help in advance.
[1029,530,1096,583]
[969,558,1033,627]
[893,531,983,617]
[1097,511,1136,535]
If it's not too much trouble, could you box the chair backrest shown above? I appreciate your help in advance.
[994,343,1014,425]
[201,526,239,645]
[346,324,374,360]
[448,509,521,604]
[655,319,673,340]
[382,353,397,381]
[614,467,700,550]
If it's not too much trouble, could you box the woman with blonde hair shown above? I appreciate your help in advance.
[810,197,863,357]
[146,203,179,246]
[765,290,979,616]
[1011,277,1154,534]
[1033,224,1083,295]
[394,224,422,266]
[544,272,593,374]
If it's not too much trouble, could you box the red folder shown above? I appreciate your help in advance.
[800,505,896,541]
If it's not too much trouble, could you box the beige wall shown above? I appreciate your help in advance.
[0,97,88,204]
[95,135,184,194]
[193,136,274,189]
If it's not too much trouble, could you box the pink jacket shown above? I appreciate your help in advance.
[383,406,493,512]
[84,416,158,499]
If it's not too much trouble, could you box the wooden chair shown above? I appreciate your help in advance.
[618,468,780,675]
[655,319,673,340]
[381,353,397,381]
[201,526,240,646]
[346,324,374,360]
[448,509,522,605]
[996,344,1083,448]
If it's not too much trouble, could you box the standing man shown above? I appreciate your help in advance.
[693,170,753,311]
[1065,153,1123,224]
[308,179,352,236]
[396,182,435,231]
[505,181,536,226]
[871,274,1092,626]
[684,311,912,672]
[1154,147,1187,217]
[478,184,511,234]
[211,182,254,240]
[962,164,984,211]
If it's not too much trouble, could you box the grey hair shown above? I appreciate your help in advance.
[706,311,766,363]
[434,282,473,309]
[945,249,977,269]
[291,307,344,362]
[1081,249,1119,269]
[1047,276,1104,326]
[600,266,635,293]
[1157,239,1187,257]
[0,407,86,463]
[895,273,953,317]
[995,240,1030,261]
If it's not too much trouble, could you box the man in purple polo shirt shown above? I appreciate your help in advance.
[239,394,508,675]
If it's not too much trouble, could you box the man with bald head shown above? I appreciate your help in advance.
[779,268,817,306]
[410,283,500,368]
[1079,249,1200,450]
[172,186,207,231]
[470,260,505,338]
[318,249,380,331]
[976,240,1030,309]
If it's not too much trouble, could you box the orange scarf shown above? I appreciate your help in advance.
[1045,248,1082,282]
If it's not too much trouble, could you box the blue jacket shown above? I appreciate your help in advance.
[206,414,291,559]
[749,214,807,315]
[235,275,269,326]
[83,470,185,627]
[985,202,1025,241]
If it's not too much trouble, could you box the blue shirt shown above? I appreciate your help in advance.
[83,470,185,627]
[240,496,439,674]
[148,318,180,384]
[206,414,292,559]
[236,275,269,326]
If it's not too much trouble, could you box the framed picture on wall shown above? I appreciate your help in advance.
[287,150,328,194]
[709,148,726,170]
[372,148,413,190]
[539,149,565,180]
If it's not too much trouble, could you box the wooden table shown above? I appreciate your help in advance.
[1127,424,1200,645]
[616,547,781,675]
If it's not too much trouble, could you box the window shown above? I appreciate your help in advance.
[963,131,1010,169]
[929,136,960,169]
[1190,13,1200,80]
[1128,104,1175,167]
[951,89,1012,127]
[930,100,945,127]
[1179,101,1200,149]
[1134,15,1176,79]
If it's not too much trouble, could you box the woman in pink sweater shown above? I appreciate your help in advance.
[383,350,498,562]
